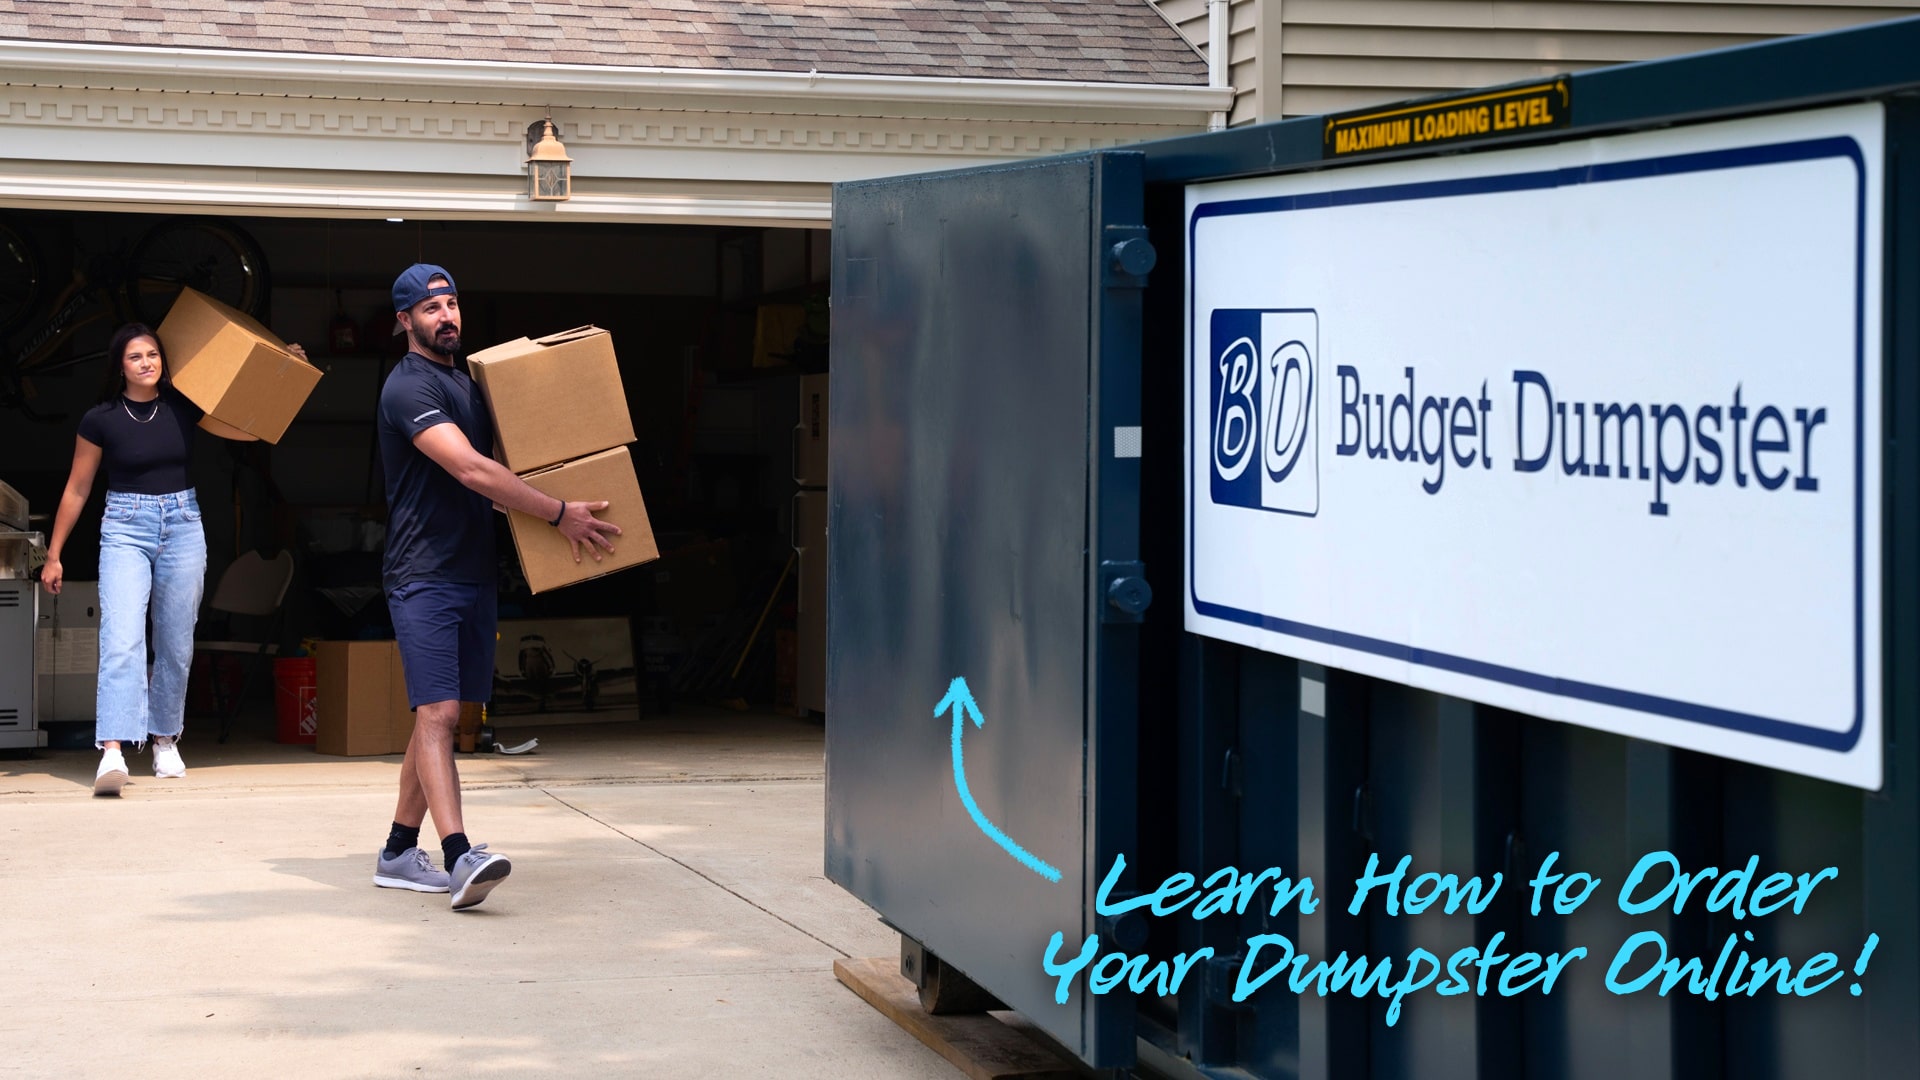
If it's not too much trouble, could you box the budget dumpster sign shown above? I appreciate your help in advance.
[1185,102,1885,789]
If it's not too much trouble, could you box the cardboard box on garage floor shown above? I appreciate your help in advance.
[158,287,323,444]
[466,326,635,472]
[508,446,661,594]
[313,640,414,757]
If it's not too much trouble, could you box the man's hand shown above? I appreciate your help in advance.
[39,558,62,595]
[558,500,622,564]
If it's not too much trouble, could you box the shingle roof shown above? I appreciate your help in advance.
[0,1,1209,85]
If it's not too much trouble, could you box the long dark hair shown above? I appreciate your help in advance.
[99,322,172,403]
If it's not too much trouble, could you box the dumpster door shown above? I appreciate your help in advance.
[827,151,1147,1067]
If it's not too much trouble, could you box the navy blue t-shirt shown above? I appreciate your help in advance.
[377,352,496,591]
[75,386,203,495]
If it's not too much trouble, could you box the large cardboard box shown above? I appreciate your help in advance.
[467,327,636,472]
[158,287,322,444]
[508,446,660,594]
[313,640,414,757]
[0,479,27,530]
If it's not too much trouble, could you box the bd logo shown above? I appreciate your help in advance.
[1209,309,1320,516]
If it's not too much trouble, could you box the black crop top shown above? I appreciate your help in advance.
[75,387,203,495]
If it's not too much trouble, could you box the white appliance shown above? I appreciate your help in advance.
[37,581,99,726]
[0,479,46,748]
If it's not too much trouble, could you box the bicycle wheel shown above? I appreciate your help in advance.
[128,216,272,327]
[0,218,45,337]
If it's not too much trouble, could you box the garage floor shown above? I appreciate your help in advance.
[0,709,961,1078]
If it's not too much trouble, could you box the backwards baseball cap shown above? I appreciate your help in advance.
[392,263,457,314]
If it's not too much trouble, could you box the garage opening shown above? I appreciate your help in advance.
[1,208,829,749]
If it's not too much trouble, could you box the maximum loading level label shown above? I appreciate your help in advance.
[1325,80,1570,158]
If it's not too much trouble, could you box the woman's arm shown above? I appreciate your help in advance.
[41,435,103,595]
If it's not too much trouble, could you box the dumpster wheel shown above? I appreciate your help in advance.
[901,935,1006,1015]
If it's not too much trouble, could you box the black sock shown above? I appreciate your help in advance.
[383,822,420,858]
[442,832,472,866]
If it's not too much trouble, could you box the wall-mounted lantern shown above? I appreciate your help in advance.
[525,117,572,202]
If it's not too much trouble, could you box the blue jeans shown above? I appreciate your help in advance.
[96,490,207,746]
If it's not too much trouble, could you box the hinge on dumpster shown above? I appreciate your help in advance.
[1101,560,1152,624]
[1221,746,1244,800]
[1205,954,1256,1011]
[1103,225,1156,288]
[1098,904,1150,953]
[1504,830,1528,881]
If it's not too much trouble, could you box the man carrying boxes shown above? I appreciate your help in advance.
[371,263,622,911]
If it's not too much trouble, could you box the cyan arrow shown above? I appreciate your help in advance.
[936,676,1062,883]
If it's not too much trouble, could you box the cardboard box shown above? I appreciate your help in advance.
[0,479,27,530]
[313,640,414,757]
[508,446,661,594]
[158,287,323,444]
[467,326,636,472]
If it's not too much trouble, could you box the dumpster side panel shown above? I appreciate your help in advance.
[1863,93,1920,1080]
[1515,729,1724,1080]
[825,154,1140,1061]
[816,24,1920,1080]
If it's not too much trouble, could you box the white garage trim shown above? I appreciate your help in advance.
[0,169,832,227]
[0,41,1227,225]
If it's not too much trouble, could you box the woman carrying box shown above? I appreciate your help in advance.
[40,322,304,796]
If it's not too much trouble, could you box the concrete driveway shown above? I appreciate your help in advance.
[0,711,957,1078]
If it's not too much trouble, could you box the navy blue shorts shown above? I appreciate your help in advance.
[387,580,497,709]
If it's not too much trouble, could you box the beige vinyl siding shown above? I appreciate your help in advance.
[1156,0,1212,47]
[1154,1,1920,125]
[1151,0,1271,116]
[1230,3,1264,119]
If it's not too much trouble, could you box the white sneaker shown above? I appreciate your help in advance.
[152,736,186,779]
[94,748,128,797]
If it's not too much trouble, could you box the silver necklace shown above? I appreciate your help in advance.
[122,395,160,424]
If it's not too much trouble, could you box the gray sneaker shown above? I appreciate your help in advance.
[374,847,451,893]
[449,844,512,910]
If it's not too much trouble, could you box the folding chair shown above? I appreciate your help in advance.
[193,549,296,743]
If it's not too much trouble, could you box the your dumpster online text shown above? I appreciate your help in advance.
[1040,851,1877,1025]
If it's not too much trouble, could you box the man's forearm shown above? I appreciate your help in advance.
[457,456,564,521]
